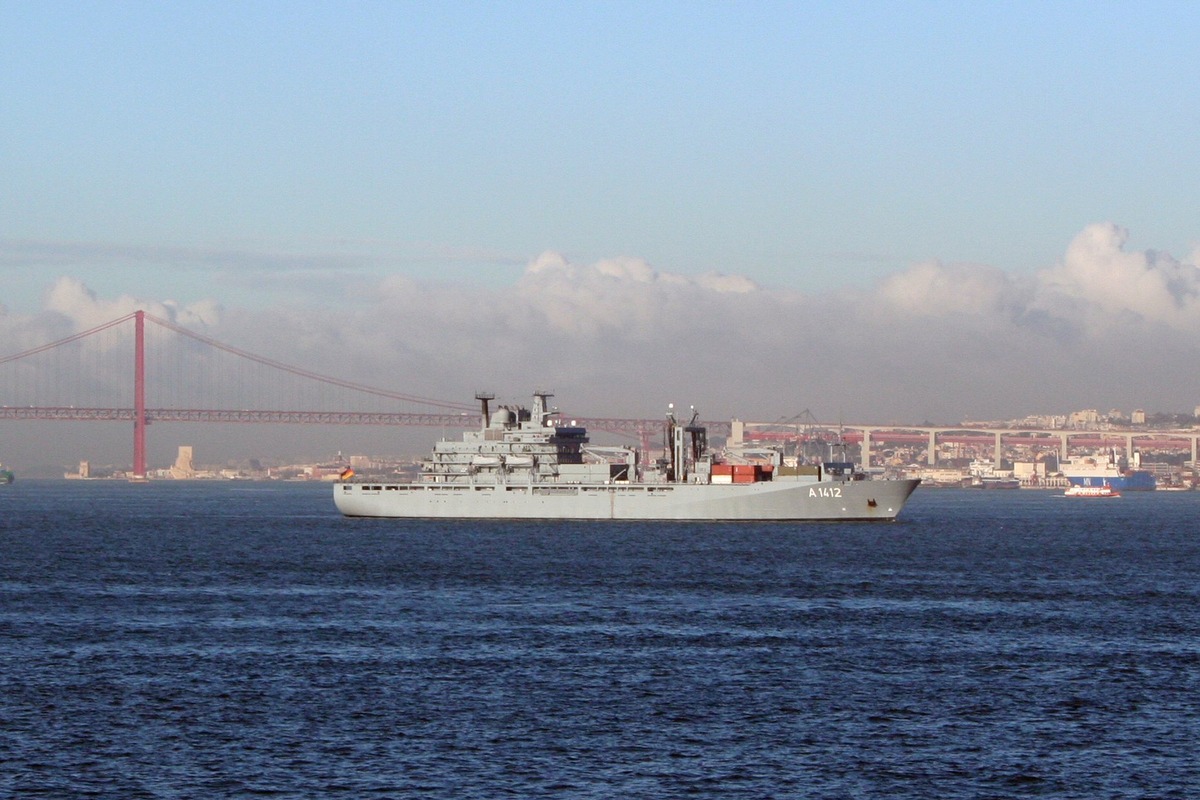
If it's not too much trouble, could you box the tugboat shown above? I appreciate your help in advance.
[334,391,920,521]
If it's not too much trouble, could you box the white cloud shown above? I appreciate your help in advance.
[4,223,1200,466]
[1031,223,1200,334]
[510,252,769,342]
[43,276,222,331]
[877,259,1028,320]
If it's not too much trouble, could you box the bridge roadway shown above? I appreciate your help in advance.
[735,421,1200,467]
[0,407,692,431]
[4,407,1198,466]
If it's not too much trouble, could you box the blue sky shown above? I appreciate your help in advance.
[4,1,1198,312]
[7,1,1200,468]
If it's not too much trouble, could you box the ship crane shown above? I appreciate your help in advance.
[664,403,708,483]
[752,409,826,459]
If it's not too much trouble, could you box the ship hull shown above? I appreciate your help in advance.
[334,477,920,521]
[1065,472,1155,491]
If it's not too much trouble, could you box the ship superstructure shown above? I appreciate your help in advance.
[418,391,637,486]
[334,391,920,521]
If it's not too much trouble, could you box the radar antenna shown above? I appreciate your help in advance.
[475,391,495,428]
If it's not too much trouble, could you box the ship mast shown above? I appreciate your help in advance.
[475,391,495,429]
[665,404,706,483]
[532,389,555,426]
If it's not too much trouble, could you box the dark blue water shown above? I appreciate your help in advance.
[2,482,1197,798]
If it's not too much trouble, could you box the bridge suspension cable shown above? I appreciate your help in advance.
[0,312,138,366]
[141,312,473,411]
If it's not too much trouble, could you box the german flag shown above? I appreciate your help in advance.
[339,466,355,480]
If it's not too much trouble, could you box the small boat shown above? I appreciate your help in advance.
[980,476,1021,490]
[1064,484,1120,498]
[965,459,1020,489]
[0,463,13,485]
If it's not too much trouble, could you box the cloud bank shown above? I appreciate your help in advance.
[4,223,1200,436]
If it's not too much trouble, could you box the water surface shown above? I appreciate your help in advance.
[2,482,1197,797]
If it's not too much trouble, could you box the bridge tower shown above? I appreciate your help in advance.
[132,310,147,480]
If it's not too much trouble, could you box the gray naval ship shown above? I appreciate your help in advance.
[335,391,919,521]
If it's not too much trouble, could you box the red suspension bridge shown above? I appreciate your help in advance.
[3,311,1196,477]
[0,311,689,477]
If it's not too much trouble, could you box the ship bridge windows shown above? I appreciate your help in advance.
[554,426,588,438]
